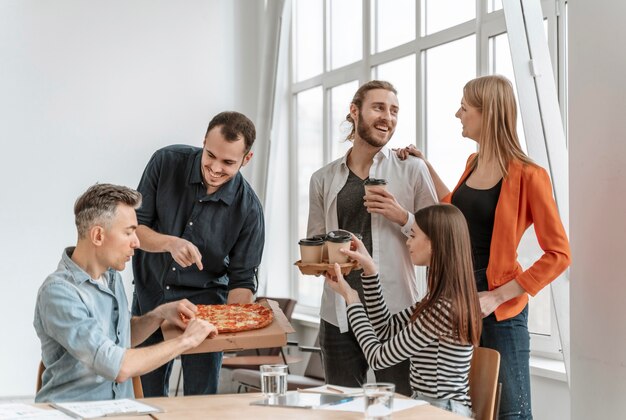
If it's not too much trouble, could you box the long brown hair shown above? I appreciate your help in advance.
[463,75,534,177]
[410,204,482,346]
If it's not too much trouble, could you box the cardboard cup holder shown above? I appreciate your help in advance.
[294,259,360,276]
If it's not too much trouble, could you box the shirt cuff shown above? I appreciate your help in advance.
[401,211,414,237]
[93,341,126,381]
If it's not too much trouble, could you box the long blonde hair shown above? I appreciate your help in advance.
[410,205,482,346]
[463,75,534,176]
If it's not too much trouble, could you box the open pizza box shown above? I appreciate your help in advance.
[161,299,296,354]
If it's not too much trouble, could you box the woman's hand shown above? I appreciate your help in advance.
[478,291,501,318]
[479,280,526,317]
[343,234,377,276]
[325,263,360,305]
[395,144,424,161]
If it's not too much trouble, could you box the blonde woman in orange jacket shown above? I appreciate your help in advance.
[399,75,570,420]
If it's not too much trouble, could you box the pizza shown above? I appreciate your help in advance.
[180,303,274,333]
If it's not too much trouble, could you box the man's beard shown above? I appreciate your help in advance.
[356,116,394,148]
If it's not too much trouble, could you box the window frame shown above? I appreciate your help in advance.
[288,0,568,359]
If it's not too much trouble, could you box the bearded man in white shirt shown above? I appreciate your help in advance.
[307,80,437,395]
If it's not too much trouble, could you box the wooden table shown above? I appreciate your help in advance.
[140,393,468,419]
[37,392,469,419]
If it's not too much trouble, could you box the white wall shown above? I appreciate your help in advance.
[568,0,626,418]
[0,0,261,397]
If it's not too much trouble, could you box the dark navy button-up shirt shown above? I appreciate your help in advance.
[132,145,265,313]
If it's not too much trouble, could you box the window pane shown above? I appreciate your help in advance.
[373,0,415,53]
[329,0,362,69]
[296,87,324,307]
[330,81,359,160]
[294,0,323,81]
[422,0,475,35]
[374,54,416,152]
[491,33,527,153]
[425,36,476,188]
[488,0,503,13]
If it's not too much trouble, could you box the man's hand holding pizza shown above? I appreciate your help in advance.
[157,299,198,330]
[181,318,218,348]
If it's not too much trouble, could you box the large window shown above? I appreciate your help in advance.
[290,0,567,357]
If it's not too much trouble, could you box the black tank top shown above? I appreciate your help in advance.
[451,177,503,270]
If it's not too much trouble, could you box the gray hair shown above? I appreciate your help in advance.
[74,183,142,238]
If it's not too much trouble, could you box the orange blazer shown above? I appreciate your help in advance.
[443,154,571,321]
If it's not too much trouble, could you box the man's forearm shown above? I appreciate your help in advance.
[116,336,190,383]
[227,288,254,304]
[425,160,450,201]
[136,225,176,253]
[130,310,164,348]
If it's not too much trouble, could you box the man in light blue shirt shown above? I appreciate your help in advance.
[34,183,217,402]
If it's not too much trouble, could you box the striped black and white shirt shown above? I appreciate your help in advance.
[346,273,474,407]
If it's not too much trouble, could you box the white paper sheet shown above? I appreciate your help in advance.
[52,398,160,418]
[0,403,73,419]
[318,396,428,413]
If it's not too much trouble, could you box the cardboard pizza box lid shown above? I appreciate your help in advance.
[161,299,296,354]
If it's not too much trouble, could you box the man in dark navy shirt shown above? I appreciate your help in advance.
[132,111,265,396]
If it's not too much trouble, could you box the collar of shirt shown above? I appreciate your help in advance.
[61,247,115,291]
[339,146,391,171]
[188,149,241,206]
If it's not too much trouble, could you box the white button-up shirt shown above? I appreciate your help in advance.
[307,147,437,332]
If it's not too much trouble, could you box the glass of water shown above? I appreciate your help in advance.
[363,382,395,420]
[260,364,288,397]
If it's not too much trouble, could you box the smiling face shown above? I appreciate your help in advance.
[201,126,252,194]
[455,97,482,142]
[96,204,140,272]
[406,222,432,266]
[351,88,399,148]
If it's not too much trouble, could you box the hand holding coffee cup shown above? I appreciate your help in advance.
[326,230,352,264]
[335,233,377,277]
[363,179,410,226]
[363,178,387,195]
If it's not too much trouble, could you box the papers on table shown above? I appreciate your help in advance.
[0,403,73,419]
[297,384,363,396]
[52,398,161,418]
[318,396,428,413]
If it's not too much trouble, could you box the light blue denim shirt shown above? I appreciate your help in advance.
[33,247,133,402]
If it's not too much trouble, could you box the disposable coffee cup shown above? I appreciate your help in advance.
[326,230,352,264]
[310,234,328,262]
[298,237,325,263]
[363,178,388,194]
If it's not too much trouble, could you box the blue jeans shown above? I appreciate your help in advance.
[412,391,473,417]
[476,269,532,420]
[132,291,224,396]
[319,320,413,396]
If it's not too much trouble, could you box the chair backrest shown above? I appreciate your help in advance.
[36,360,45,393]
[468,347,501,420]
[132,376,144,398]
[37,360,144,399]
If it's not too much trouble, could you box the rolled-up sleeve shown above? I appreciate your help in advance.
[226,203,265,292]
[39,282,125,381]
[136,150,163,227]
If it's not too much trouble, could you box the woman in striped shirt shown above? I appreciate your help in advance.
[326,204,482,416]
